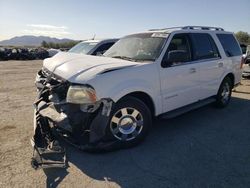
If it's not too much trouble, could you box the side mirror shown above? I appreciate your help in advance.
[162,50,189,67]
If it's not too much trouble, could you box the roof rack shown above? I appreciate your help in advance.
[182,26,224,31]
[149,26,224,31]
[148,27,184,31]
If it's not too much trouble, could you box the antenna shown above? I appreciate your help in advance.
[91,34,96,40]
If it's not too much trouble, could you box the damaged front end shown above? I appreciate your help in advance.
[31,69,115,170]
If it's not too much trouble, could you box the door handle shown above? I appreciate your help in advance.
[218,62,223,67]
[189,68,196,73]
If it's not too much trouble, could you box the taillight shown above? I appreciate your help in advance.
[240,57,244,69]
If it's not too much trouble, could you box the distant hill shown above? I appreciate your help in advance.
[0,35,75,47]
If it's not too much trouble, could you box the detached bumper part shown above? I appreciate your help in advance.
[31,111,67,170]
[31,97,115,169]
[31,139,66,169]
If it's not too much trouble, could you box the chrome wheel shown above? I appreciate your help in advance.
[221,82,230,103]
[110,107,143,141]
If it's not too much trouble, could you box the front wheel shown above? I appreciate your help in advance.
[106,96,152,147]
[215,77,233,108]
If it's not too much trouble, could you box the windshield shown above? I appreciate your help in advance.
[68,42,98,54]
[104,33,167,61]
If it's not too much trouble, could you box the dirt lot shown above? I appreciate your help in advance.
[0,60,250,188]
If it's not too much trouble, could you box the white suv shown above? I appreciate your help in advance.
[32,26,243,161]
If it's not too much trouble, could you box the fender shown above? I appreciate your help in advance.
[96,79,162,116]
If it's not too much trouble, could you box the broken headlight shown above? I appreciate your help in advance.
[66,85,97,104]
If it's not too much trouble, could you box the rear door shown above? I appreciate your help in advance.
[190,33,224,99]
[159,33,202,112]
[216,33,243,84]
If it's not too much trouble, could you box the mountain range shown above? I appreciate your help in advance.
[0,35,75,47]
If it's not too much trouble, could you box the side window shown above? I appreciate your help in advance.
[191,33,220,60]
[217,34,242,57]
[92,42,115,55]
[162,33,191,67]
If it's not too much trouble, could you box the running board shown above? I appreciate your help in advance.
[160,97,216,119]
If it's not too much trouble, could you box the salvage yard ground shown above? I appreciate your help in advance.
[0,60,250,188]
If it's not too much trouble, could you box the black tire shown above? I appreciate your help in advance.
[106,96,152,148]
[215,77,233,108]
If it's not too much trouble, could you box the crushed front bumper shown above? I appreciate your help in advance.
[31,70,119,170]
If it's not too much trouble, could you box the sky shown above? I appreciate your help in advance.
[0,0,249,41]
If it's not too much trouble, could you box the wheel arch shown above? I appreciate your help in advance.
[116,91,156,118]
[217,72,235,94]
[224,72,235,86]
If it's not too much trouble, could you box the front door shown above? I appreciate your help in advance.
[159,33,201,113]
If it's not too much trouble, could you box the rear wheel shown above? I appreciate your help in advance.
[106,96,152,147]
[215,77,233,108]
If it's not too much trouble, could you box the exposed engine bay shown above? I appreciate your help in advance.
[31,68,120,170]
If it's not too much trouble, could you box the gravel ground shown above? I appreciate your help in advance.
[0,60,250,188]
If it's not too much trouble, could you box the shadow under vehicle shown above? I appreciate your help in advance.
[42,96,250,188]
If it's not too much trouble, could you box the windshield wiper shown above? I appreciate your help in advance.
[111,56,136,62]
[135,58,155,62]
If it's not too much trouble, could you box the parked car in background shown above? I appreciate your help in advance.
[32,26,243,169]
[68,39,118,55]
[47,48,61,57]
[0,47,11,60]
[242,45,250,78]
[0,47,49,61]
[245,45,250,63]
[242,65,250,78]
[240,44,247,57]
[0,39,117,61]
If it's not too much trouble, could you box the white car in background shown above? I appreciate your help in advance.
[242,45,250,77]
[47,39,118,57]
[68,39,118,55]
[48,48,61,57]
[31,26,243,169]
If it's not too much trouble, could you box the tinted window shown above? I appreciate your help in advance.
[191,33,220,60]
[92,42,115,55]
[217,34,242,57]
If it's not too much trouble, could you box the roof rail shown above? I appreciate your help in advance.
[182,26,224,31]
[149,27,184,31]
[149,26,224,32]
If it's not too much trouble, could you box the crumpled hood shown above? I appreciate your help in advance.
[43,52,139,83]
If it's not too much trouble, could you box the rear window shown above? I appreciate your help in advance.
[191,33,220,60]
[216,34,242,57]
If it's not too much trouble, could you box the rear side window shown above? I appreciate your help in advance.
[216,34,242,57]
[191,33,220,60]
